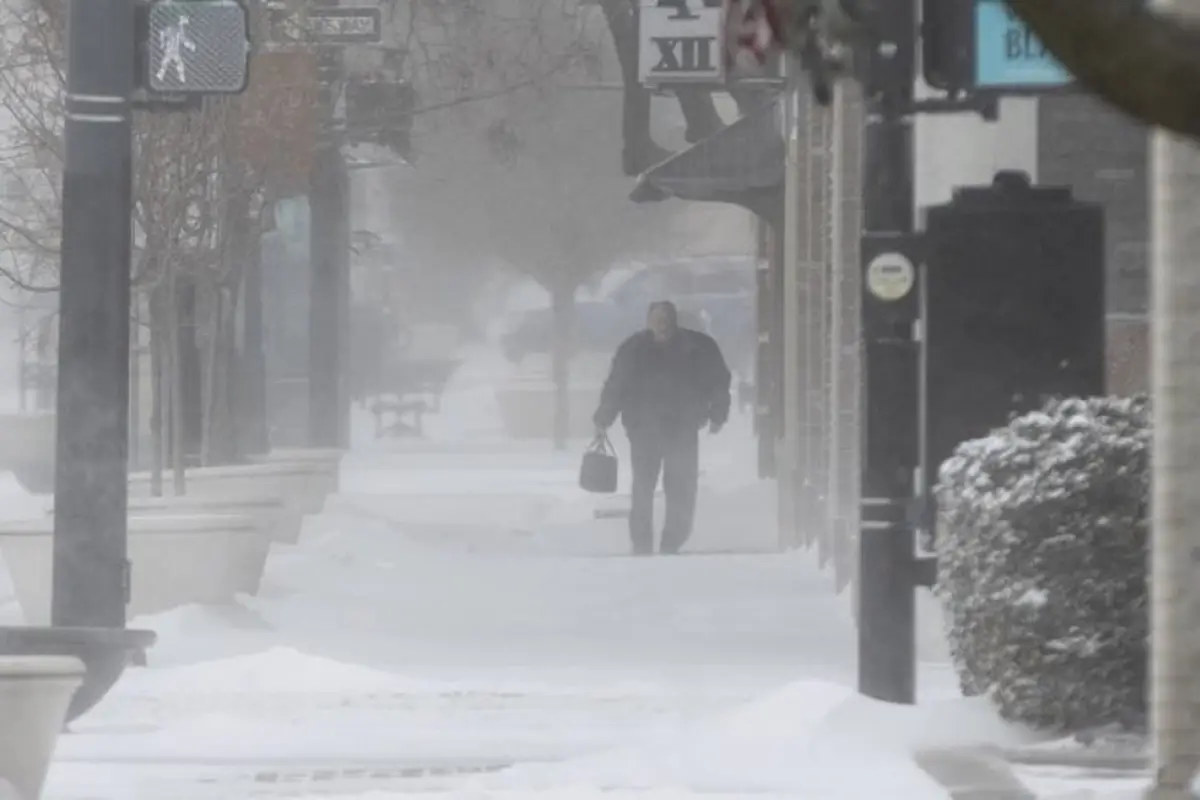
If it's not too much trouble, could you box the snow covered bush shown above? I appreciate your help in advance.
[934,395,1150,732]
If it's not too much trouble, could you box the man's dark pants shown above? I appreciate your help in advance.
[628,424,700,555]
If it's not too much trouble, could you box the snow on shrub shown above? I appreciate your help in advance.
[934,395,1149,732]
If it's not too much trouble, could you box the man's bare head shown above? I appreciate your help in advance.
[647,301,678,342]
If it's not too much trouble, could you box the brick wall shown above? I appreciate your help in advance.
[1107,316,1148,396]
[1038,95,1149,394]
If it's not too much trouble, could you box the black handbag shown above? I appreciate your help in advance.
[579,434,619,494]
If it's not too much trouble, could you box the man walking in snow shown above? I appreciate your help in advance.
[594,301,732,556]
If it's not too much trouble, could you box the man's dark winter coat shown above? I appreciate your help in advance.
[593,327,731,555]
[593,328,732,433]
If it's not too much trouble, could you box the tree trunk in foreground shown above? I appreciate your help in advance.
[1147,10,1200,787]
[550,284,575,451]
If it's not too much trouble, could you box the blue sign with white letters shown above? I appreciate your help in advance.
[974,0,1072,89]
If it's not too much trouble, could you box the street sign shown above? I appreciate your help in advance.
[145,0,250,94]
[638,0,725,84]
[345,75,415,159]
[269,5,383,46]
[974,0,1071,89]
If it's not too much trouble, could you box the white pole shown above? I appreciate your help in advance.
[818,101,835,563]
[781,58,803,552]
[827,81,845,569]
[848,86,865,613]
[782,61,811,551]
[805,102,828,555]
[1148,1,1200,793]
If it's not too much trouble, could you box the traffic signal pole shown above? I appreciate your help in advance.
[52,0,136,627]
[308,40,351,449]
[857,112,919,703]
[856,0,921,704]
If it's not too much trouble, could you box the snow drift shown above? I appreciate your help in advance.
[482,679,1036,796]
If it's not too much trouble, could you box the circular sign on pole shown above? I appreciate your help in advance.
[866,252,916,301]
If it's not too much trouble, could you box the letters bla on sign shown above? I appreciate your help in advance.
[973,0,1071,89]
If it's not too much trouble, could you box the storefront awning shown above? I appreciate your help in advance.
[630,97,784,225]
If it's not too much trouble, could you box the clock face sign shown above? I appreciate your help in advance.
[638,1,725,84]
[866,253,916,302]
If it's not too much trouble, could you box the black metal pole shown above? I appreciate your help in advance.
[308,44,349,449]
[856,0,920,704]
[52,0,135,628]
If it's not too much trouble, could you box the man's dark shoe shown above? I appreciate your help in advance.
[632,542,654,557]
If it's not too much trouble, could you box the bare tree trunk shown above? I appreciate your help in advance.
[219,285,241,461]
[240,211,269,455]
[550,284,574,451]
[149,287,165,498]
[34,315,53,412]
[201,285,222,465]
[166,258,185,495]
[16,304,25,414]
[129,292,141,471]
[201,285,241,465]
[177,277,204,466]
[216,190,265,459]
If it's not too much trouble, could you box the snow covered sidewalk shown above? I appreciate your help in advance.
[26,350,1034,799]
[36,488,967,799]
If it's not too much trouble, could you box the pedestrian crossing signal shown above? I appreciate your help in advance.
[143,0,251,94]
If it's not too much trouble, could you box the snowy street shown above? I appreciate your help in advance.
[0,352,1115,798]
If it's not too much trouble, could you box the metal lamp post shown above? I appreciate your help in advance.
[52,0,250,625]
[52,0,138,627]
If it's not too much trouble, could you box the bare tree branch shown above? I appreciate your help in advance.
[0,0,312,299]
[390,0,683,299]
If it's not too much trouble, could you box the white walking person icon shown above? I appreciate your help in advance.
[156,14,197,84]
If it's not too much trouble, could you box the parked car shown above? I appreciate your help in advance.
[499,256,758,368]
[601,257,757,376]
[500,301,622,363]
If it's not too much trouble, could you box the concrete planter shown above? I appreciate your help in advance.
[0,655,83,799]
[129,460,338,543]
[0,413,55,494]
[126,494,289,556]
[0,514,264,624]
[494,383,601,441]
[249,447,342,466]
[0,626,155,725]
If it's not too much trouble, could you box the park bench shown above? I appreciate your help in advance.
[370,357,462,438]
